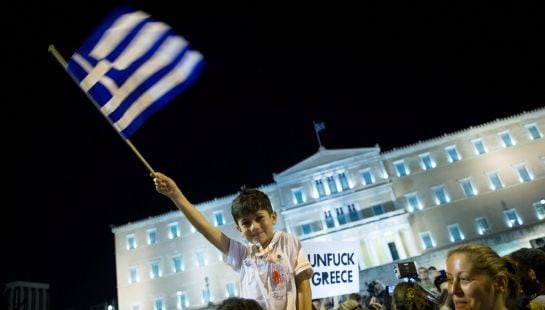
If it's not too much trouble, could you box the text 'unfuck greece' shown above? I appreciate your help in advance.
[308,252,356,286]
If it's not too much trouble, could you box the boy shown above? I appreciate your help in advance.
[151,172,313,310]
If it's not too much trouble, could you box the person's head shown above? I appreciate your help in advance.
[338,293,362,310]
[231,187,277,247]
[391,281,438,310]
[507,247,545,296]
[418,266,430,282]
[428,266,440,280]
[348,293,362,302]
[446,243,520,310]
[217,296,264,310]
[369,279,385,294]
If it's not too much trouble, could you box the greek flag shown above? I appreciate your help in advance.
[314,121,326,133]
[66,7,205,139]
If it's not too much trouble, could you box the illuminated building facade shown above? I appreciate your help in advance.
[112,107,545,309]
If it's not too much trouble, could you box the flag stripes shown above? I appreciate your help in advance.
[314,121,326,133]
[66,6,204,138]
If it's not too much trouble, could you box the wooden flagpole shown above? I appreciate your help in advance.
[48,44,155,174]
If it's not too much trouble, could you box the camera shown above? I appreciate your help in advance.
[393,261,418,279]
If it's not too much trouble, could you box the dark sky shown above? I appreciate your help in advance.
[4,1,544,309]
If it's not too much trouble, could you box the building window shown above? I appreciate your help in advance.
[394,160,409,177]
[292,188,304,204]
[445,145,461,163]
[336,207,347,225]
[388,242,400,261]
[371,204,384,216]
[129,267,138,284]
[172,255,184,273]
[475,217,491,235]
[514,164,533,183]
[226,282,237,298]
[534,200,545,220]
[154,298,164,310]
[169,222,180,239]
[504,209,523,227]
[150,261,161,279]
[338,172,350,191]
[132,304,141,310]
[327,176,338,194]
[419,153,435,170]
[487,172,504,190]
[420,232,435,250]
[196,250,207,267]
[405,192,422,212]
[499,131,516,147]
[177,291,188,309]
[324,211,335,228]
[127,234,136,250]
[361,169,375,185]
[147,229,157,245]
[315,179,326,198]
[526,123,543,140]
[447,224,464,242]
[459,178,477,197]
[432,185,450,205]
[346,204,359,221]
[472,138,488,155]
[300,223,313,235]
[214,211,225,227]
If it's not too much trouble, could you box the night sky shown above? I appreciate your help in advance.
[4,1,544,309]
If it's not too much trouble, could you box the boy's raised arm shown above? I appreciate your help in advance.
[151,172,230,254]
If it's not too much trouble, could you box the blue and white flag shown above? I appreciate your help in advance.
[66,7,205,139]
[314,121,326,133]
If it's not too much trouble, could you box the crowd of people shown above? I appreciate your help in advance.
[151,171,543,310]
[311,243,545,310]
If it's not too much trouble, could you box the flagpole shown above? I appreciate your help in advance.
[48,44,155,174]
[313,120,323,148]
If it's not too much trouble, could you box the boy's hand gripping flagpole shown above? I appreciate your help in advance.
[48,7,204,174]
[48,44,155,173]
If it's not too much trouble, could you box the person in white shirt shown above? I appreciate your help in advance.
[152,172,313,309]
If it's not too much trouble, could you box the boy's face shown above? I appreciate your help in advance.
[236,209,277,248]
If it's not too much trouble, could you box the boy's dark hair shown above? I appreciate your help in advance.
[231,187,273,223]
[217,297,264,310]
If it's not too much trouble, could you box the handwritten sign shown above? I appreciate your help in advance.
[303,241,360,299]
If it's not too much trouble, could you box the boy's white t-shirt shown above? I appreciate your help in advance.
[223,231,313,310]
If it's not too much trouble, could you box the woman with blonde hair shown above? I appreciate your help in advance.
[446,243,520,310]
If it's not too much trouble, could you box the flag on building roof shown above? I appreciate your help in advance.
[66,6,205,139]
[314,121,326,133]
